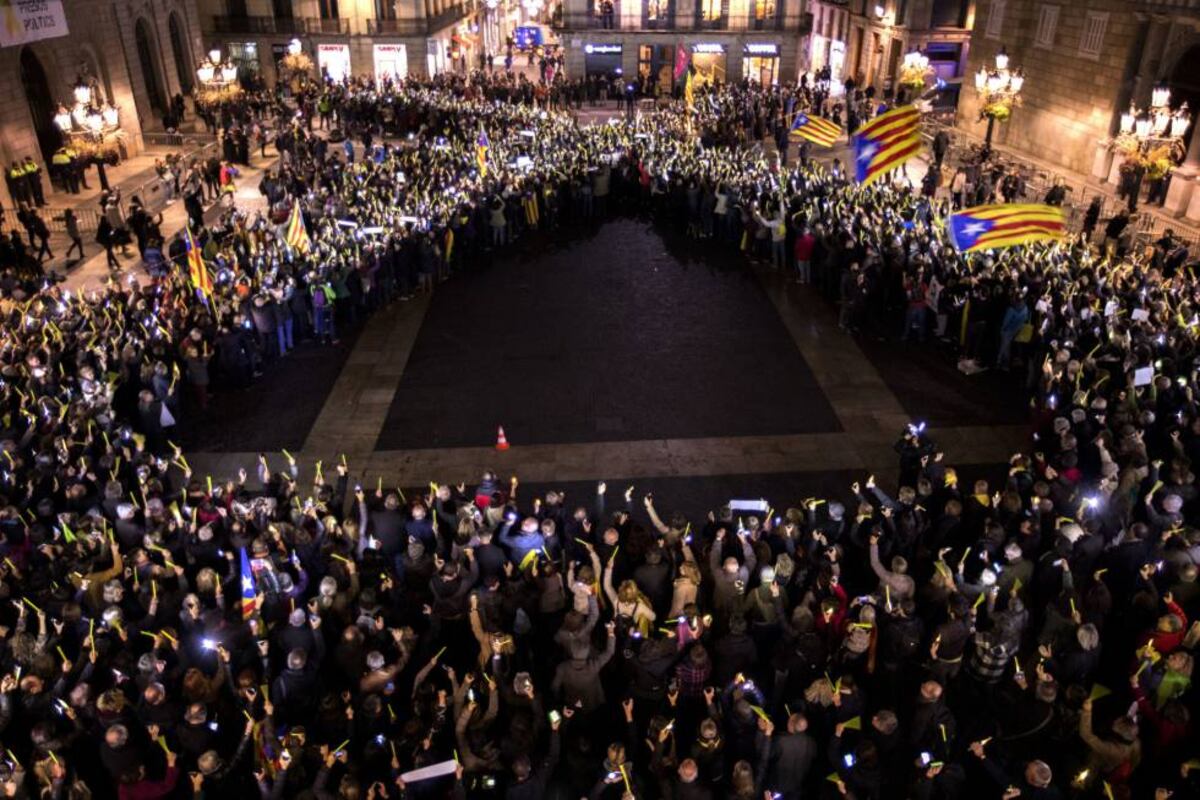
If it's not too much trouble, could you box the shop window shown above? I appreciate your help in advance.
[754,0,775,20]
[697,0,725,26]
[228,42,260,74]
[637,0,672,26]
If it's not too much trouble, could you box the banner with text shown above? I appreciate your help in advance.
[0,1,68,48]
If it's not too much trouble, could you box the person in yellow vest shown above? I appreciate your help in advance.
[22,156,45,207]
[51,147,79,194]
[6,162,29,207]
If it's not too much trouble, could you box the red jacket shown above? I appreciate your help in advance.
[118,765,178,800]
[1138,599,1188,655]
[793,232,816,261]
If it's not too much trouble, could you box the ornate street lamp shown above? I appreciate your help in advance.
[53,74,123,190]
[974,46,1024,153]
[195,46,244,110]
[279,38,315,89]
[898,48,932,100]
[1113,82,1190,200]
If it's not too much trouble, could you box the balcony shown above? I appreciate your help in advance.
[210,15,350,35]
[312,17,350,33]
[365,5,472,35]
[556,12,673,29]
[211,14,276,34]
[426,3,474,32]
[556,9,806,30]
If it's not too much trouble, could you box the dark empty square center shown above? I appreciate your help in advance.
[376,220,840,450]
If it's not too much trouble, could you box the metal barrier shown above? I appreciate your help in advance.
[143,131,217,149]
[924,117,1200,245]
[3,138,221,234]
[0,206,103,235]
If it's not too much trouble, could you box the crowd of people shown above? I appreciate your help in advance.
[0,67,1194,800]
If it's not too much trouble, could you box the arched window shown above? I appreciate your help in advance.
[19,47,60,163]
[135,18,165,112]
[169,13,193,93]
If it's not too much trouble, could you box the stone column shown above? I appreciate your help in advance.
[1107,151,1126,185]
[1131,17,1170,109]
[1092,141,1113,180]
[1164,127,1200,216]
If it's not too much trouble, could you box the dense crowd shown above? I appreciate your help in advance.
[0,68,1194,800]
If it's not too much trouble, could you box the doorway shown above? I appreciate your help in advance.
[169,13,193,93]
[135,19,166,113]
[19,47,60,164]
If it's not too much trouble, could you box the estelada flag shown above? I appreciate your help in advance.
[239,547,258,621]
[947,203,1067,252]
[183,226,212,297]
[476,130,490,178]
[285,201,311,254]
[789,111,844,148]
[852,105,922,186]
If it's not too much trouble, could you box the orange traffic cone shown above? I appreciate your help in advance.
[495,426,510,451]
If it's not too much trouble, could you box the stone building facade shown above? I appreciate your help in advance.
[0,0,205,206]
[957,0,1200,221]
[196,0,496,86]
[807,0,975,101]
[554,0,811,88]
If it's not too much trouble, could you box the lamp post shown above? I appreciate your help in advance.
[1112,83,1191,207]
[973,46,1024,155]
[279,38,315,91]
[195,47,243,111]
[898,48,932,102]
[53,77,122,191]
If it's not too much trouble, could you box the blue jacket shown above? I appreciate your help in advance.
[498,519,543,565]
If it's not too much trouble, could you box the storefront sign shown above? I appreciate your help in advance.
[317,43,351,83]
[692,43,725,54]
[744,43,778,56]
[0,0,68,48]
[585,43,622,54]
[374,44,408,80]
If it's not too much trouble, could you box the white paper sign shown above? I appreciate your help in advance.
[1104,300,1118,317]
[1134,367,1154,387]
[1131,308,1150,322]
[400,760,458,784]
[0,1,69,47]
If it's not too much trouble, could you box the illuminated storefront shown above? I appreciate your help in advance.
[639,44,674,94]
[743,42,779,85]
[374,44,408,80]
[691,42,726,85]
[584,43,623,77]
[317,43,351,82]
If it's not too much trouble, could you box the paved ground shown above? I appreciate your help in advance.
[182,217,1028,503]
[170,127,1032,501]
[377,219,839,450]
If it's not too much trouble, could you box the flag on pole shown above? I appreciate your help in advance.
[852,105,922,186]
[673,42,689,82]
[946,204,1067,253]
[789,111,844,147]
[684,64,696,111]
[476,130,490,178]
[239,547,258,621]
[285,201,311,254]
[183,226,212,297]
